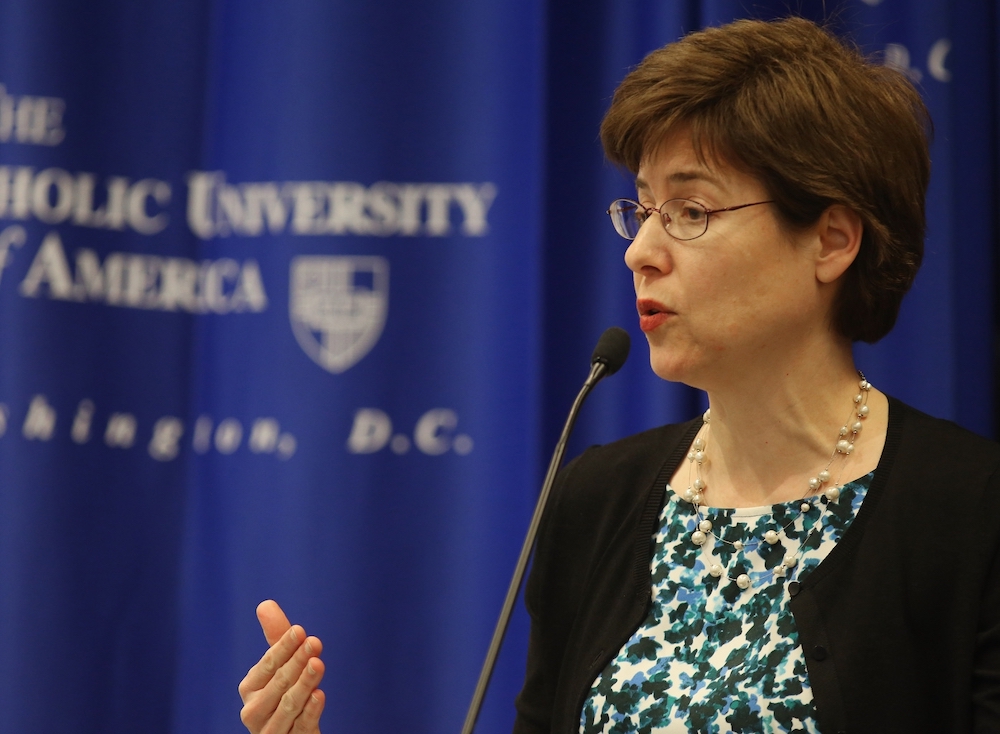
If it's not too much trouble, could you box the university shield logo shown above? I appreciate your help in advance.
[289,256,389,373]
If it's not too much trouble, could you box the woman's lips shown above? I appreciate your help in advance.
[636,298,673,333]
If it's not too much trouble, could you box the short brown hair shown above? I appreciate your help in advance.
[601,16,931,343]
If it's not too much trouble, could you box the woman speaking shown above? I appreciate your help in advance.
[239,16,1000,734]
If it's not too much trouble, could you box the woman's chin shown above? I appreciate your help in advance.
[648,354,697,385]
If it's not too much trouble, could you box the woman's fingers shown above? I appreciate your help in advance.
[257,600,292,647]
[291,688,326,734]
[239,601,326,734]
[259,634,323,705]
[240,631,324,733]
[239,624,306,698]
[266,656,326,734]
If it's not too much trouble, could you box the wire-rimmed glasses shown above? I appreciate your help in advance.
[607,198,774,241]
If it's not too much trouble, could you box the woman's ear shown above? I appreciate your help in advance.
[815,205,863,283]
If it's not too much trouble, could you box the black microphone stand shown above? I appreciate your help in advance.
[460,328,628,734]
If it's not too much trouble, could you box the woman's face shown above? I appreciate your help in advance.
[625,131,830,390]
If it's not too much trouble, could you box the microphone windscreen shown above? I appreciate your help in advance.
[591,326,631,375]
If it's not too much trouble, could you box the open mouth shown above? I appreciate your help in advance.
[637,298,671,316]
[636,298,673,332]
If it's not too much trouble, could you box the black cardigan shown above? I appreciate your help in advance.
[513,398,1000,734]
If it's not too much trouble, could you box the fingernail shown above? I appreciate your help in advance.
[311,693,319,704]
[305,640,313,654]
[289,628,298,643]
[308,661,315,675]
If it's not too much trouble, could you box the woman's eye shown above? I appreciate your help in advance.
[680,205,706,222]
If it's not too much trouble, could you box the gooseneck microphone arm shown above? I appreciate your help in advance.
[460,327,631,734]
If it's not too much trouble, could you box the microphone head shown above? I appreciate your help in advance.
[591,326,631,376]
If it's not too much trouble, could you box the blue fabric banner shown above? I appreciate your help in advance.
[1,2,545,732]
[0,1,994,733]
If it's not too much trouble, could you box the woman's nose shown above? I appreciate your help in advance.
[624,216,671,275]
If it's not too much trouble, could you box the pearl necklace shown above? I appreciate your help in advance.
[681,375,872,592]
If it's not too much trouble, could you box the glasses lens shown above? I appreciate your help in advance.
[609,199,642,239]
[662,199,708,240]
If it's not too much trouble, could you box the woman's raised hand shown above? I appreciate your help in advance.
[238,600,326,734]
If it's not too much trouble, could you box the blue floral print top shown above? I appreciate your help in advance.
[580,472,873,734]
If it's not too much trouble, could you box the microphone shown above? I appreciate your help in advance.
[589,325,631,381]
[461,327,631,734]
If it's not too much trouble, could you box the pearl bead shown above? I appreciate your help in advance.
[694,451,705,464]
[736,574,751,589]
[687,451,695,462]
[709,563,723,577]
[683,488,694,500]
[692,493,702,504]
[808,477,820,490]
[703,409,711,422]
[698,519,713,532]
[800,501,812,512]
[774,565,787,577]
[693,478,705,491]
[852,421,863,433]
[734,541,744,551]
[860,379,869,390]
[839,426,848,437]
[859,405,869,417]
[818,470,830,483]
[845,443,854,455]
[785,555,797,567]
[692,531,707,546]
[825,485,841,501]
[854,393,863,404]
[693,438,705,451]
[764,530,779,545]
[836,439,850,453]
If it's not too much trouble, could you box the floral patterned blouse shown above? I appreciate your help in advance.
[580,472,873,734]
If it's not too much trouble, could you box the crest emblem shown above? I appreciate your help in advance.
[289,256,389,373]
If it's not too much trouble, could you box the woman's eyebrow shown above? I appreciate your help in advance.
[635,170,725,191]
[667,170,722,186]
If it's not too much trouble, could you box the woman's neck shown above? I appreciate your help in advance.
[688,346,888,508]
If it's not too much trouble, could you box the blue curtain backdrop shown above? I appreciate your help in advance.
[0,1,994,733]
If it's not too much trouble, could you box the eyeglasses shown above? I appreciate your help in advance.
[606,198,774,241]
